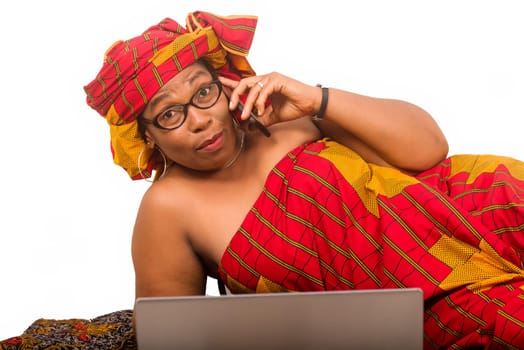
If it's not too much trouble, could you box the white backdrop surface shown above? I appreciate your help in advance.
[1,0,523,339]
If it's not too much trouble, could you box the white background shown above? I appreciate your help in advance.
[1,0,523,339]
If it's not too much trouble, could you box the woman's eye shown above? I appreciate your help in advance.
[162,109,175,120]
[197,86,211,98]
[158,107,183,124]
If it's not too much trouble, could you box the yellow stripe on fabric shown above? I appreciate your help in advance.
[288,187,345,227]
[294,164,341,195]
[238,227,324,287]
[424,309,465,339]
[108,56,123,87]
[148,28,218,66]
[226,247,260,278]
[347,248,382,286]
[377,197,430,251]
[498,309,524,328]
[286,211,355,284]
[416,172,444,184]
[105,55,123,90]
[221,41,250,56]
[398,190,455,240]
[383,269,407,288]
[95,76,108,100]
[318,260,354,288]
[450,154,524,184]
[189,42,199,61]
[272,167,290,188]
[443,295,487,326]
[263,188,288,212]
[341,202,382,251]
[132,78,147,105]
[421,182,484,242]
[121,91,136,119]
[171,54,183,73]
[451,181,501,202]
[318,139,418,217]
[202,14,256,56]
[416,160,451,183]
[286,210,378,287]
[492,337,520,350]
[475,203,524,217]
[253,208,354,288]
[284,159,380,279]
[452,178,524,205]
[132,47,139,71]
[151,37,159,55]
[250,207,318,257]
[285,210,352,262]
[429,235,524,292]
[383,235,440,286]
[474,290,498,306]
[151,66,164,89]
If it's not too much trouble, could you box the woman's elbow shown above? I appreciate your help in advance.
[408,133,449,173]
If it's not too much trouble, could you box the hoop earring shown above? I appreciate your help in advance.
[137,146,168,183]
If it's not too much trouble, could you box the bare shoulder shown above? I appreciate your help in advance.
[132,180,206,297]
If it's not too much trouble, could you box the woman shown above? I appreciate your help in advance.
[84,11,524,349]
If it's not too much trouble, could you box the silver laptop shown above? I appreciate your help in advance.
[134,288,423,350]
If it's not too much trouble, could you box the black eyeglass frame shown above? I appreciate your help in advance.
[140,79,223,131]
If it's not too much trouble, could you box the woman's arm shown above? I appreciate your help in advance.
[314,88,449,172]
[221,73,448,173]
[131,185,207,299]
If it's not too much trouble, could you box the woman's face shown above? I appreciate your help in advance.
[141,62,237,171]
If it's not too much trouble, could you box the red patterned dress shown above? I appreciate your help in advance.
[219,138,524,349]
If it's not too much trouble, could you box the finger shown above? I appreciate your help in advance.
[235,77,265,119]
[248,77,274,116]
[218,76,242,110]
[254,80,272,117]
[218,76,239,86]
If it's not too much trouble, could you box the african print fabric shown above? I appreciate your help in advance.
[219,138,524,349]
[0,310,135,350]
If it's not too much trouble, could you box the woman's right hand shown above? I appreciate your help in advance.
[220,72,322,127]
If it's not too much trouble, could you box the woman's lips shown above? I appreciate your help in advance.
[197,132,224,152]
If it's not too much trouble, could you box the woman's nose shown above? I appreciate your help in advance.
[185,106,212,132]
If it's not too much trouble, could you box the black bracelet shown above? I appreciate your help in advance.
[312,84,329,121]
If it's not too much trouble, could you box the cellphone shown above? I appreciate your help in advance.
[235,102,271,137]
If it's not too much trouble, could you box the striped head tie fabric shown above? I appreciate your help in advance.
[84,11,258,180]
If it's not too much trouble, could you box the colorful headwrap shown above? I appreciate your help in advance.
[84,11,258,180]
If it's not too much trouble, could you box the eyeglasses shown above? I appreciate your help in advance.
[141,80,223,130]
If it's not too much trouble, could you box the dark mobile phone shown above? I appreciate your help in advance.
[235,102,271,137]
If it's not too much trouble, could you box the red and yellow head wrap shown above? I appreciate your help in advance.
[84,11,257,180]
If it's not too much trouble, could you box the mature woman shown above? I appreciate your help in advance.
[83,11,524,349]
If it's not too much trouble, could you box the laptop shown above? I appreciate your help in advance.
[134,288,423,350]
